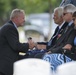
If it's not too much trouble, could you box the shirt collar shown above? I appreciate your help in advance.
[68,20,73,26]
[59,21,65,29]
[12,22,17,29]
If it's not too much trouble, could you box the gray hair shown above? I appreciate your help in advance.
[54,7,64,17]
[10,9,25,19]
[63,4,76,14]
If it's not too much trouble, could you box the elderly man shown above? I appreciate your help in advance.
[26,6,68,58]
[43,4,76,72]
[0,9,35,75]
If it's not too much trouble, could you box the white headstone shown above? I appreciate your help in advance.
[13,58,52,75]
[56,61,76,75]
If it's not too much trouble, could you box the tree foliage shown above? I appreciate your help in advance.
[0,0,61,25]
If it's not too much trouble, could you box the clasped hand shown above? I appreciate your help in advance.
[28,39,36,49]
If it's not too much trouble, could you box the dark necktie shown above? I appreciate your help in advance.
[48,26,60,46]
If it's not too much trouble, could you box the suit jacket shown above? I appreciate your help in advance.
[0,21,29,75]
[47,22,68,49]
[49,23,76,57]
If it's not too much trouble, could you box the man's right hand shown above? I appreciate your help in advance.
[28,37,36,49]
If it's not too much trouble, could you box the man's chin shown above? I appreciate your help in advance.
[20,24,24,26]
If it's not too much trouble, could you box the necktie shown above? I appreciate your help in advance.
[48,26,60,46]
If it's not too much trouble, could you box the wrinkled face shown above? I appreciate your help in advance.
[53,10,62,25]
[63,10,72,22]
[73,17,76,25]
[16,13,25,27]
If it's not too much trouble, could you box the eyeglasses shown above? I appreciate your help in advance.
[73,18,76,21]
[63,13,68,16]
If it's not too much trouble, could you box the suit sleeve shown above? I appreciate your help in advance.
[49,44,64,53]
[65,29,76,45]
[5,26,29,53]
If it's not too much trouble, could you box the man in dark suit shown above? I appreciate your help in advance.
[42,4,76,72]
[0,9,35,75]
[46,7,68,49]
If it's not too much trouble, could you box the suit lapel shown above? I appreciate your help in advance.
[48,22,68,47]
[59,22,68,33]
[48,26,59,46]
[56,22,68,40]
[56,23,74,46]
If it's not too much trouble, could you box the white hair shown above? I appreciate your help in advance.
[54,7,64,17]
[63,4,76,14]
[10,8,25,19]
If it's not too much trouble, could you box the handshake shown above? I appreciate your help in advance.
[27,37,46,50]
[27,37,37,50]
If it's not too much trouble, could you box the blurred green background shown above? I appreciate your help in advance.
[0,0,61,25]
[0,0,62,42]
